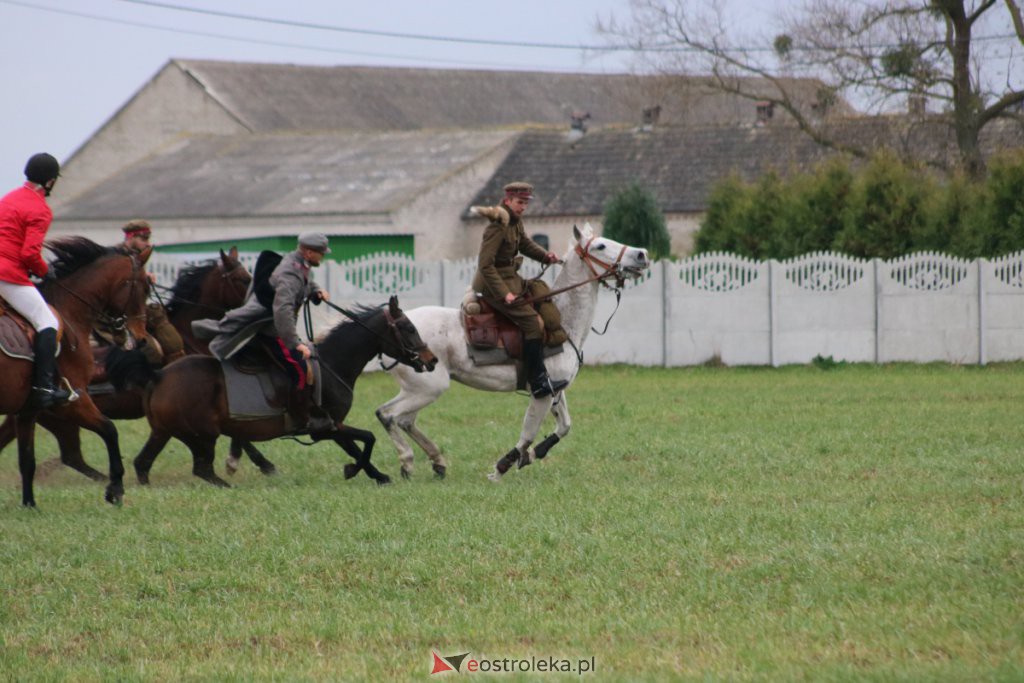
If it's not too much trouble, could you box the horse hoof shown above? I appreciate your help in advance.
[343,463,360,480]
[517,451,534,469]
[400,468,412,480]
[432,464,446,479]
[136,473,150,486]
[486,470,502,483]
[225,457,240,476]
[22,499,37,509]
[260,466,278,476]
[104,487,124,506]
[376,475,391,486]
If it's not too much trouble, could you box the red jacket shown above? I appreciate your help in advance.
[0,182,51,285]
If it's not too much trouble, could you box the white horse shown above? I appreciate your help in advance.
[375,223,650,480]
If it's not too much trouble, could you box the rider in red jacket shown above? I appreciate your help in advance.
[0,153,72,409]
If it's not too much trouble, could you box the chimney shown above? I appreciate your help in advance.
[908,96,926,117]
[641,105,662,130]
[567,111,590,143]
[570,111,590,133]
[755,101,774,126]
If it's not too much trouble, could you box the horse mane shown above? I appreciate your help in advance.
[46,237,123,280]
[319,303,384,347]
[165,261,217,316]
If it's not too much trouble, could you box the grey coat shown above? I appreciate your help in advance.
[193,249,323,360]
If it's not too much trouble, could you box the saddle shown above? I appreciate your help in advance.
[461,286,565,367]
[221,342,320,421]
[0,298,63,361]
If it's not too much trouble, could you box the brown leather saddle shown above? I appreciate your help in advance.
[0,298,63,361]
[462,297,533,359]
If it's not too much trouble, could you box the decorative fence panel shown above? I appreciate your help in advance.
[878,253,979,364]
[149,250,1024,367]
[666,253,771,366]
[774,253,876,365]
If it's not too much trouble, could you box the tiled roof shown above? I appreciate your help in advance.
[469,117,1024,216]
[177,59,844,131]
[57,129,515,219]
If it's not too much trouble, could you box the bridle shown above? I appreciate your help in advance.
[575,236,628,290]
[50,252,148,339]
[308,299,430,371]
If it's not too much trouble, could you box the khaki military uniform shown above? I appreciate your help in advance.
[471,204,549,340]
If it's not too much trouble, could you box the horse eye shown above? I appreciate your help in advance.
[596,243,606,250]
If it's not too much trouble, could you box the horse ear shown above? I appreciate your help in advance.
[219,248,227,262]
[388,295,400,316]
[229,246,239,260]
[573,224,582,241]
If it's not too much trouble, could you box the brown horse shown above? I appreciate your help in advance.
[107,296,437,487]
[0,247,278,480]
[3,238,152,507]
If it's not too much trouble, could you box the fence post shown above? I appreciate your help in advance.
[873,258,881,364]
[439,260,447,308]
[769,259,778,367]
[661,259,670,367]
[978,257,987,366]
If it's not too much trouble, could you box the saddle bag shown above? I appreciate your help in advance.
[465,311,499,349]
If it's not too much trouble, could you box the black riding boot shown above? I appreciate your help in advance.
[26,328,72,410]
[524,338,568,398]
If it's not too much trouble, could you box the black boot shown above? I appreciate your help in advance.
[26,328,72,410]
[524,338,568,398]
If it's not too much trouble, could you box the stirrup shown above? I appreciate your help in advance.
[530,376,568,398]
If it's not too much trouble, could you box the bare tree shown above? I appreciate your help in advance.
[600,0,1024,178]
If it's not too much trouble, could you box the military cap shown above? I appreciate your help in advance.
[122,219,152,236]
[503,181,534,200]
[298,231,331,253]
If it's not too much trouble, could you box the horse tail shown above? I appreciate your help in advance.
[104,347,162,391]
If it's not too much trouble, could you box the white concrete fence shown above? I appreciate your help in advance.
[149,250,1024,366]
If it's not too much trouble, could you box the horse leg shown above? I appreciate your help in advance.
[405,420,448,479]
[241,440,277,476]
[15,415,37,508]
[376,370,449,479]
[73,410,125,505]
[0,415,14,455]
[134,431,171,485]
[327,426,390,486]
[183,435,230,488]
[225,439,277,476]
[528,391,573,463]
[40,414,108,482]
[487,396,552,482]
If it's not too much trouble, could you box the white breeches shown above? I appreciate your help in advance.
[0,281,58,331]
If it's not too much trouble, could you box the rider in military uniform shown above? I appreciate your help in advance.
[471,181,568,398]
[94,220,185,365]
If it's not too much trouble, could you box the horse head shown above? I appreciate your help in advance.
[382,295,437,373]
[216,246,251,310]
[114,245,153,347]
[45,237,152,348]
[571,223,650,284]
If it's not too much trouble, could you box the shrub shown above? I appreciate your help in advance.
[602,183,672,259]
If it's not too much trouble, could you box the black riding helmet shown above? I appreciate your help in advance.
[24,153,61,185]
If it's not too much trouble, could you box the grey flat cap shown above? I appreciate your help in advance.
[298,232,331,253]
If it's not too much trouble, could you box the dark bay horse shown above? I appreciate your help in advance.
[108,296,437,487]
[3,238,152,507]
[0,248,277,480]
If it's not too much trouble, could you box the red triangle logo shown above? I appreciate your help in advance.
[431,651,455,674]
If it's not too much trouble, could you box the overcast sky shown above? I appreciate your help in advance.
[1,0,636,190]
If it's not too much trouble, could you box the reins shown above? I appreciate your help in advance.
[48,253,147,335]
[308,298,426,372]
[509,236,627,336]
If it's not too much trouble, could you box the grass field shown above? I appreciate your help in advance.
[1,363,1022,681]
